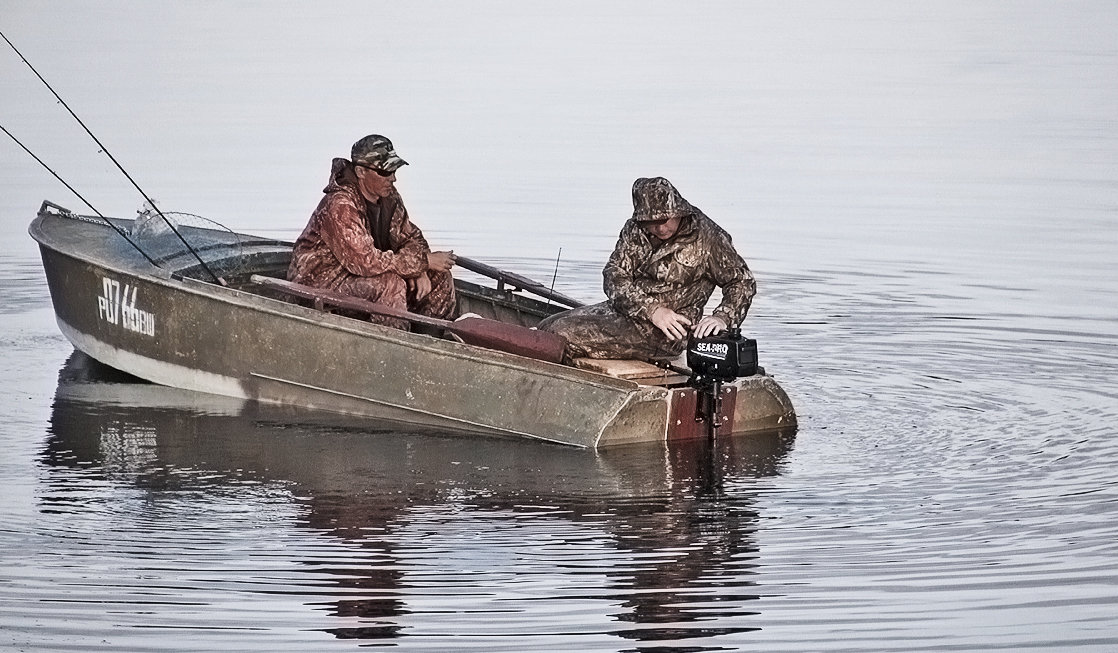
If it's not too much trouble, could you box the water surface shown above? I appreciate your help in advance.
[2,2,1117,651]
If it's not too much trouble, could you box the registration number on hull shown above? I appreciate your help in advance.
[97,277,156,337]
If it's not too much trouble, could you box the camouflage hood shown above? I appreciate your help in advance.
[631,177,695,222]
[324,157,359,194]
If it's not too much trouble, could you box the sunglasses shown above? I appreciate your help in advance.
[355,163,393,178]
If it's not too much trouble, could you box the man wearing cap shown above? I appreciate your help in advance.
[288,135,456,330]
[539,177,755,361]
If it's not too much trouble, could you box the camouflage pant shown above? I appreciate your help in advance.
[537,301,687,362]
[336,270,456,330]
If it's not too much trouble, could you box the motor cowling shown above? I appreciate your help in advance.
[686,327,758,383]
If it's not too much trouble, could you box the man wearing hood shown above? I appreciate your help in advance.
[539,177,755,362]
[287,135,456,329]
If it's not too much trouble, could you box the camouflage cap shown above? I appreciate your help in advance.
[350,134,408,173]
[631,177,694,222]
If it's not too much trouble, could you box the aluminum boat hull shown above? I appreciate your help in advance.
[30,205,796,448]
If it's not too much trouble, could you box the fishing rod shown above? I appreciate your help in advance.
[1,122,162,269]
[1,29,224,285]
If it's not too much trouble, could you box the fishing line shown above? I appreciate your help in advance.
[0,122,162,269]
[1,29,224,284]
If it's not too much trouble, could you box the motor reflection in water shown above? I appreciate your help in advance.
[42,351,795,647]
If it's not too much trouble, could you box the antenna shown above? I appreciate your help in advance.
[547,248,562,307]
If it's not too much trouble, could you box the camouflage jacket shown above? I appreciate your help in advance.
[288,158,430,289]
[603,210,755,327]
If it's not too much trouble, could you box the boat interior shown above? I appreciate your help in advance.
[212,237,689,386]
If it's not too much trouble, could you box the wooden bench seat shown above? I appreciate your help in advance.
[572,358,689,386]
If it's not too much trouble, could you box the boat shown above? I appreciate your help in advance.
[29,200,796,448]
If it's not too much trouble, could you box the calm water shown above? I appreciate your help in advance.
[3,2,1117,651]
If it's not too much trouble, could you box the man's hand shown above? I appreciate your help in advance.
[409,274,433,301]
[692,315,728,338]
[650,306,692,341]
[427,250,456,273]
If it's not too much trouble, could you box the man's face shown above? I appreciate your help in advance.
[641,215,682,242]
[355,164,396,199]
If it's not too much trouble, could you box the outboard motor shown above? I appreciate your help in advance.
[687,327,758,382]
[685,327,758,437]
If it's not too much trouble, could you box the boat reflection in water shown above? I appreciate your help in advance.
[43,351,795,646]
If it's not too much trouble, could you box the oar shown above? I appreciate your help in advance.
[455,256,584,309]
[250,275,568,363]
[260,241,583,309]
